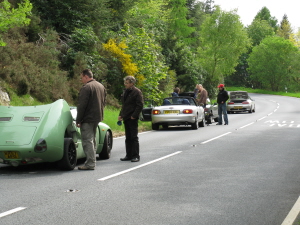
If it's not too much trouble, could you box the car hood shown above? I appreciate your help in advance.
[0,126,36,146]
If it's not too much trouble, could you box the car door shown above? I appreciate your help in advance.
[140,99,157,121]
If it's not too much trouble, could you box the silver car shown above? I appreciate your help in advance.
[227,91,255,113]
[141,97,205,130]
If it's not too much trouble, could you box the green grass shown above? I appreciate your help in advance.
[103,106,152,137]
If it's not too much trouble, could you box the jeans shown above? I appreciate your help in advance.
[80,122,98,168]
[124,118,140,159]
[218,103,228,125]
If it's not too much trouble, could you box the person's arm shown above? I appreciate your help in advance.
[131,90,144,119]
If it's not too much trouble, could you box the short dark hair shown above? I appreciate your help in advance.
[82,69,93,78]
[124,76,136,84]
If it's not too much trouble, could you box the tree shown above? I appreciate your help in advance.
[198,6,250,91]
[0,0,32,46]
[277,14,296,45]
[31,0,111,36]
[247,19,275,46]
[254,6,278,31]
[248,36,299,91]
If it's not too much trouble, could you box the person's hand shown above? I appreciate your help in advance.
[131,116,135,119]
[118,116,122,121]
[76,123,81,128]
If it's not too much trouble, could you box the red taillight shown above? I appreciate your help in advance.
[34,139,47,153]
[183,109,193,114]
[152,110,161,115]
[228,102,234,105]
[242,101,249,104]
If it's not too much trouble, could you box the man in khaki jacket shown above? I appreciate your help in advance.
[76,69,106,170]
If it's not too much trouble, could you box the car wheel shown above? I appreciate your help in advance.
[57,138,77,171]
[206,113,212,124]
[191,118,199,130]
[199,118,205,127]
[99,131,112,160]
[152,123,159,130]
[162,124,168,129]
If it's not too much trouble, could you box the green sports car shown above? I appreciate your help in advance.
[0,99,113,170]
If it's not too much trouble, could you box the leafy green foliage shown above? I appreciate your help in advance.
[0,28,71,102]
[248,36,300,91]
[247,19,275,46]
[198,6,250,88]
[0,0,32,46]
[122,25,169,102]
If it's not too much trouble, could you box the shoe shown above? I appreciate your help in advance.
[216,123,222,125]
[131,158,140,162]
[120,156,132,161]
[78,166,95,170]
[224,123,228,125]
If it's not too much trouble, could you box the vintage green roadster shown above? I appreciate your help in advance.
[0,99,113,170]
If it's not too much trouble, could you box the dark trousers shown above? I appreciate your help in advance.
[124,118,140,159]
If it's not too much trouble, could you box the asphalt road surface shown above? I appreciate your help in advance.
[1,93,300,225]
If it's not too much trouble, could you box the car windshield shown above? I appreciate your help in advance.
[230,92,249,100]
[162,97,196,106]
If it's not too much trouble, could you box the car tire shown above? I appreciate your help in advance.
[99,131,112,160]
[57,138,77,171]
[191,118,199,130]
[162,124,168,129]
[206,113,212,124]
[152,123,159,130]
[199,119,205,127]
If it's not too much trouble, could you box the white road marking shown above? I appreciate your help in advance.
[98,151,182,181]
[0,207,26,218]
[201,132,231,144]
[239,122,254,129]
[257,116,267,121]
[281,196,300,225]
[268,113,273,116]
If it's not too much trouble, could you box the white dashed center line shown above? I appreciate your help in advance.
[98,151,182,181]
[201,132,232,144]
[0,207,26,218]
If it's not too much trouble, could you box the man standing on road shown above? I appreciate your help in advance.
[118,76,144,162]
[216,84,229,125]
[76,69,106,170]
[197,84,208,108]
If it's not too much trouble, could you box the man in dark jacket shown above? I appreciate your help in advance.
[76,69,106,170]
[118,76,143,162]
[216,84,229,125]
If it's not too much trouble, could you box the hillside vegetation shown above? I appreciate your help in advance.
[1,0,300,107]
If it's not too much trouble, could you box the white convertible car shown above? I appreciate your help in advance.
[140,97,205,130]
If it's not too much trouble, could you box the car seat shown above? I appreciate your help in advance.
[182,99,190,105]
[163,99,171,105]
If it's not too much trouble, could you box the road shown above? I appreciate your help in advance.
[1,93,300,225]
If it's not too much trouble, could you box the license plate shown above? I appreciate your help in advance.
[164,110,180,114]
[4,151,19,159]
[234,106,243,109]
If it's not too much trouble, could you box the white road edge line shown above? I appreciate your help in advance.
[98,151,182,181]
[0,207,26,218]
[239,122,254,129]
[281,196,300,225]
[201,132,231,144]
